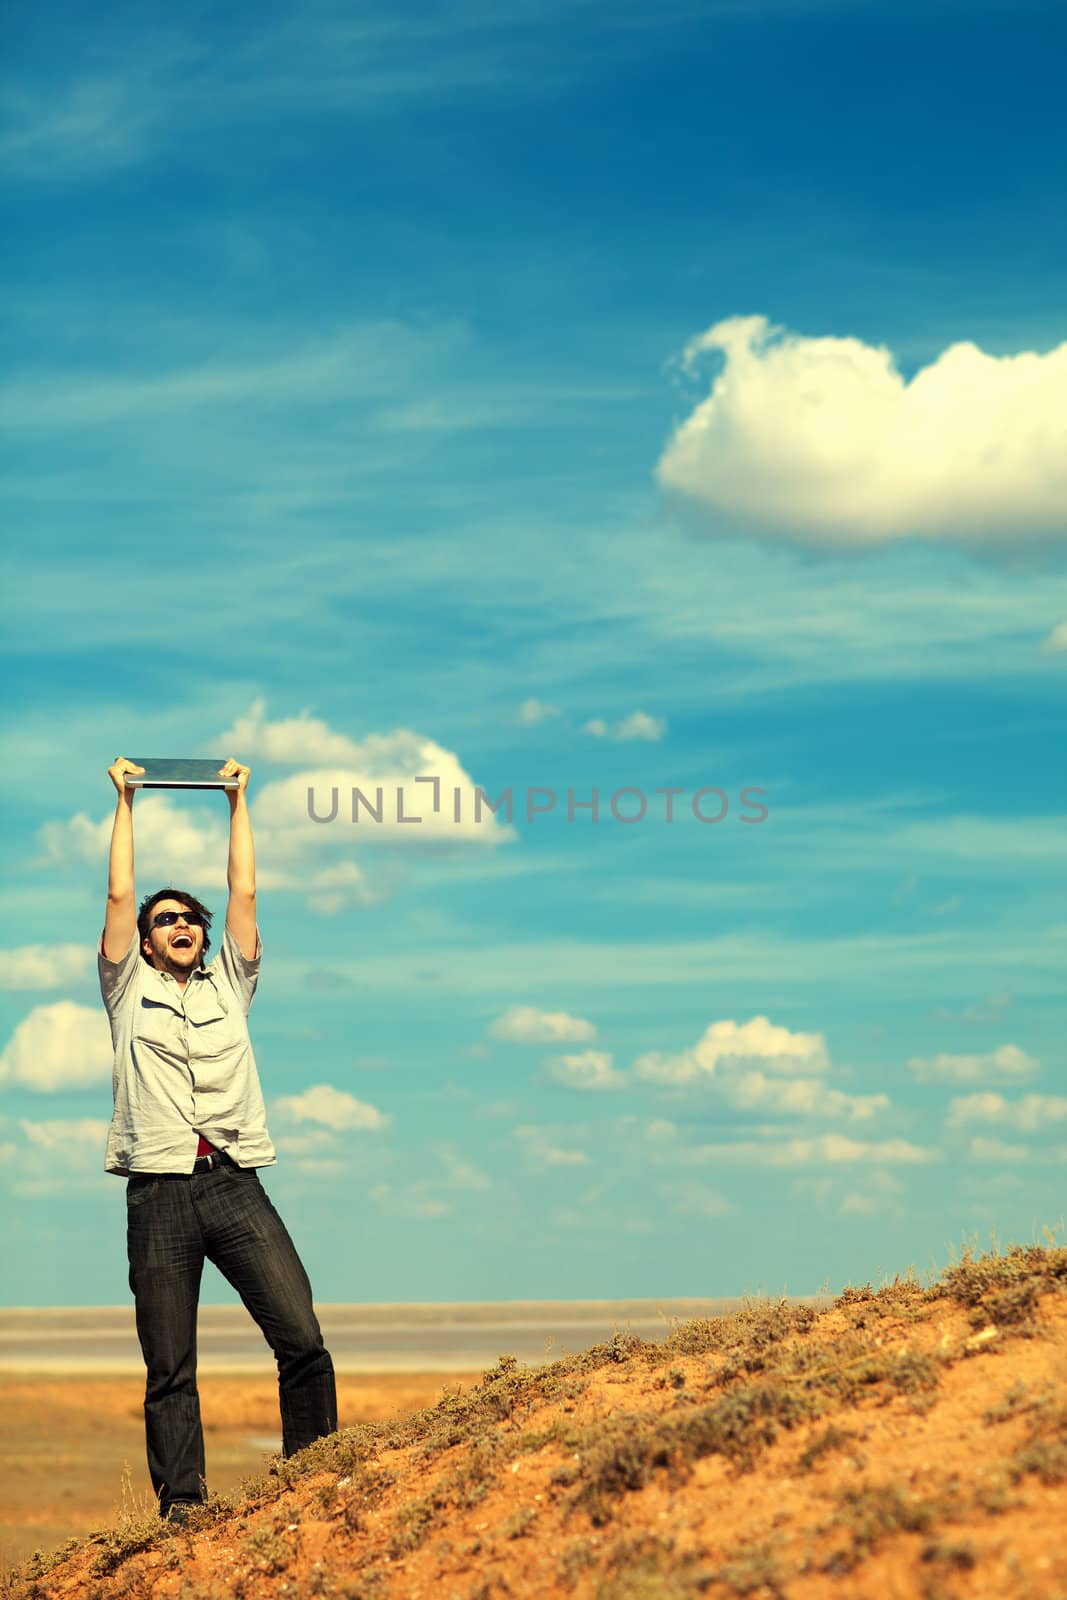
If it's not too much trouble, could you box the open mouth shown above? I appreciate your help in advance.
[172,935,194,949]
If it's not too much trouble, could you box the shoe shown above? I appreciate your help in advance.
[163,1501,203,1527]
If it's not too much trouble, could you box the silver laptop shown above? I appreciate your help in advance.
[124,759,239,791]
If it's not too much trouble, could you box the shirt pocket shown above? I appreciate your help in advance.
[134,996,181,1052]
[187,990,240,1060]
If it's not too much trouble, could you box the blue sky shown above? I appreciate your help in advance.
[2,0,1065,1308]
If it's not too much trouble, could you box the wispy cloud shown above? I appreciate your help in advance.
[947,1092,1067,1134]
[1,323,457,430]
[582,711,667,742]
[684,1135,936,1166]
[514,1124,591,1168]
[488,1005,596,1044]
[908,1044,1038,1084]
[967,1136,1029,1163]
[0,945,95,990]
[517,698,561,727]
[1,0,767,180]
[546,1050,627,1091]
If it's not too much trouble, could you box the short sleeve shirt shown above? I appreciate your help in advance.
[98,927,277,1175]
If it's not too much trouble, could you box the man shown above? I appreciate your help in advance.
[98,755,337,1524]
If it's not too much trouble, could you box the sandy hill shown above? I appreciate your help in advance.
[6,1242,1066,1600]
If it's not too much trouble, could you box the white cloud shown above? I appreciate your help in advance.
[633,1015,829,1084]
[581,711,666,742]
[488,1005,597,1044]
[248,721,515,848]
[369,1182,450,1220]
[661,1182,735,1217]
[215,698,368,765]
[304,860,377,917]
[434,1144,492,1191]
[968,1136,1029,1163]
[947,1092,1067,1134]
[0,945,95,990]
[657,315,1067,549]
[3,323,449,428]
[517,698,560,726]
[514,1125,590,1168]
[19,1117,109,1150]
[617,711,667,742]
[794,1168,906,1218]
[273,1129,340,1157]
[723,1070,889,1122]
[931,992,1012,1026]
[272,1083,390,1131]
[547,1050,627,1091]
[0,1001,112,1092]
[908,1044,1038,1083]
[36,796,230,889]
[0,1116,111,1196]
[686,1134,936,1166]
[1041,622,1067,655]
[35,704,513,920]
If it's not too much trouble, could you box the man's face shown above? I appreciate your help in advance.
[143,900,204,977]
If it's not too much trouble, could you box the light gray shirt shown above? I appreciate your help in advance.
[98,926,277,1175]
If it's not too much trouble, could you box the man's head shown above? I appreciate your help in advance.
[137,888,213,975]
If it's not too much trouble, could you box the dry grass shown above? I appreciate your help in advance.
[5,1234,1066,1600]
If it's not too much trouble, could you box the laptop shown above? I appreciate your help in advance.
[124,759,239,791]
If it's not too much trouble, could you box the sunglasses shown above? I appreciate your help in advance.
[150,910,205,929]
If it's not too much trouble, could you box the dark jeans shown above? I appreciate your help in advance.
[126,1157,336,1514]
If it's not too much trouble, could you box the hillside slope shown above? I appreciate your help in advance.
[7,1242,1066,1600]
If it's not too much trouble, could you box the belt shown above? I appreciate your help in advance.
[193,1150,232,1172]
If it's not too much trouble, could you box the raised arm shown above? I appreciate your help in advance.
[221,759,257,959]
[103,757,144,961]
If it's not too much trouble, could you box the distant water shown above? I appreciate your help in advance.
[0,1297,826,1374]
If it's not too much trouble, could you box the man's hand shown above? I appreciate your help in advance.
[104,758,141,961]
[223,757,257,958]
[108,757,145,795]
[219,758,250,795]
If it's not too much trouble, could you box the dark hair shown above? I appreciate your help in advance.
[137,888,213,966]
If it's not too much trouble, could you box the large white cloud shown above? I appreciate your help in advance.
[35,703,513,919]
[222,703,515,848]
[0,1001,112,1091]
[657,315,1067,549]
